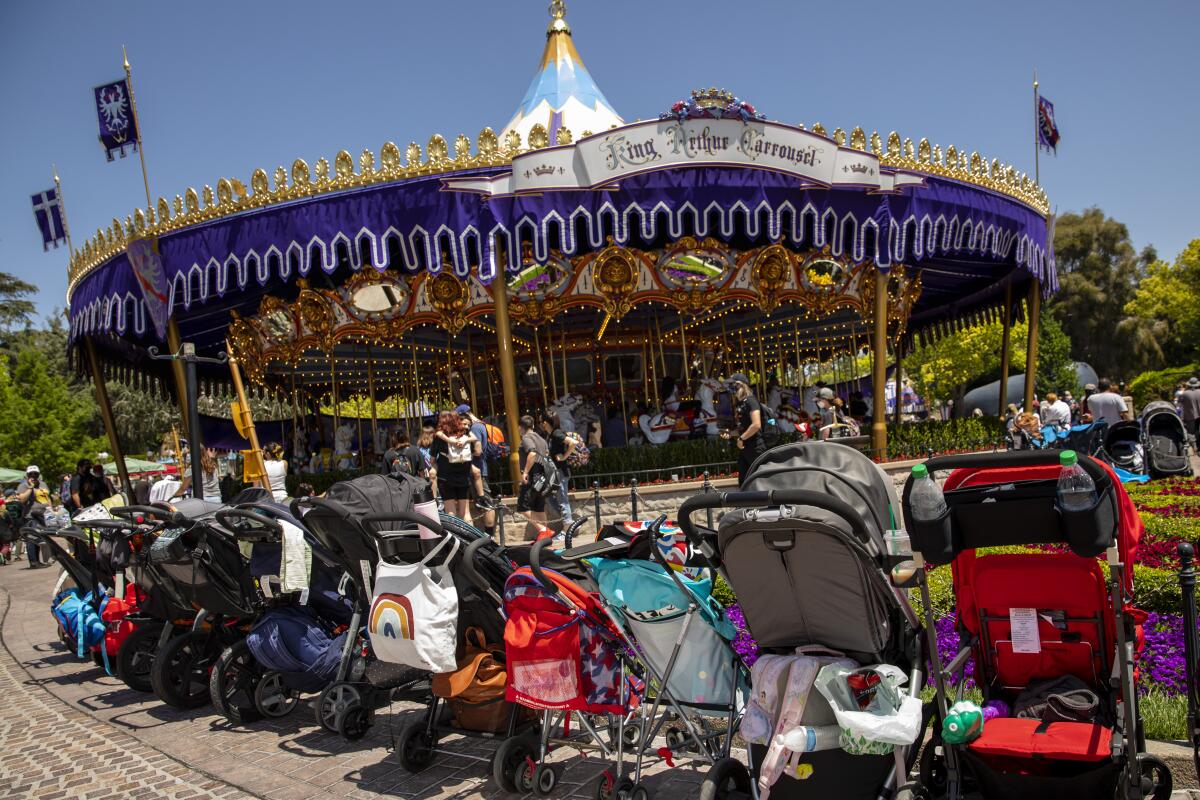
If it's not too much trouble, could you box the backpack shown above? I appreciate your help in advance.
[483,423,510,461]
[760,403,782,445]
[563,430,590,468]
[526,454,561,499]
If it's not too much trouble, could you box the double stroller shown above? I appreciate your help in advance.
[677,442,927,800]
[905,449,1171,799]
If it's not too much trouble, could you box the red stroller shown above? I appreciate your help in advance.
[906,450,1171,800]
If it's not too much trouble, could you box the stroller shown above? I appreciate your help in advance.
[904,449,1171,800]
[564,517,747,798]
[677,441,927,800]
[1103,420,1145,475]
[1141,401,1192,478]
[295,474,522,749]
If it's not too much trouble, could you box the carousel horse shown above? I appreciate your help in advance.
[550,393,582,433]
[694,376,724,436]
[334,421,356,469]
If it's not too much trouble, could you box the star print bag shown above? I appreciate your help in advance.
[367,533,460,674]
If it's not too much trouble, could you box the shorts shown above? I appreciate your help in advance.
[438,481,470,501]
[516,483,546,513]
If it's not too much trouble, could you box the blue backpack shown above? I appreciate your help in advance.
[52,588,111,673]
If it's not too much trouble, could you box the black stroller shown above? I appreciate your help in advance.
[1103,420,1145,475]
[1141,401,1192,478]
[678,441,927,800]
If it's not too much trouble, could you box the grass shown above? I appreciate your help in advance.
[1140,690,1189,741]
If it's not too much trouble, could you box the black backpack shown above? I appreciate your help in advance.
[760,403,782,445]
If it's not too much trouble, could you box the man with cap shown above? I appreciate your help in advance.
[1180,378,1200,444]
[14,466,50,568]
[720,374,764,486]
[815,387,838,437]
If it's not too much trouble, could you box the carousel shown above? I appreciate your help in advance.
[65,1,1054,490]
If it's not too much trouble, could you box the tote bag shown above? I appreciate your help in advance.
[368,533,460,673]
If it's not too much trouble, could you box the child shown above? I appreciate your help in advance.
[432,416,486,502]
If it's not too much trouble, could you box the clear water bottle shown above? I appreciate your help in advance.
[776,724,840,754]
[910,463,948,521]
[1057,450,1097,511]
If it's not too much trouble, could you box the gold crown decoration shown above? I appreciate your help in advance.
[691,87,735,110]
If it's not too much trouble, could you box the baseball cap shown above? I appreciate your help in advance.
[1084,383,1097,392]
[727,373,751,386]
[25,465,39,475]
[818,388,835,400]
[454,404,472,415]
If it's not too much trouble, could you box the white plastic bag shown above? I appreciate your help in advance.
[813,663,923,755]
[367,533,459,673]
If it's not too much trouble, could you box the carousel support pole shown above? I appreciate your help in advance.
[997,281,1014,417]
[330,354,339,467]
[871,269,889,459]
[410,334,420,425]
[756,323,768,398]
[492,261,524,488]
[1023,278,1041,412]
[355,400,364,469]
[165,321,191,438]
[227,342,271,492]
[533,327,549,410]
[617,350,628,426]
[894,335,904,425]
[84,338,132,497]
[678,311,690,388]
[561,322,569,401]
[486,357,497,419]
[793,319,802,390]
[367,346,379,453]
[466,331,479,411]
[546,326,559,405]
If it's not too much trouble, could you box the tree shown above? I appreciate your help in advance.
[0,349,107,481]
[0,272,36,333]
[1049,208,1155,378]
[1122,238,1200,367]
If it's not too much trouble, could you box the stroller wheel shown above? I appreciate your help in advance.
[115,623,163,693]
[895,783,932,800]
[533,763,558,796]
[628,784,650,800]
[209,640,263,724]
[596,775,633,800]
[151,630,213,709]
[254,671,298,718]
[315,682,361,733]
[492,734,537,792]
[1137,755,1172,800]
[336,704,372,742]
[396,721,436,771]
[698,757,752,800]
[918,740,949,797]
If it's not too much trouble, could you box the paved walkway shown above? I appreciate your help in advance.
[1,557,1196,799]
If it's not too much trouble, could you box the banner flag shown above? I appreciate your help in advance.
[1036,95,1060,154]
[31,188,66,251]
[94,78,140,161]
[127,239,170,339]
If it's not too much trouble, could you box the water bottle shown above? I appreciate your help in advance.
[413,481,439,540]
[909,464,947,521]
[776,724,840,754]
[1056,450,1097,512]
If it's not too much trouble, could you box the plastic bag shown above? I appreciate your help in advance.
[813,663,923,755]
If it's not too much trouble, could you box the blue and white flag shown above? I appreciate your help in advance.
[31,188,66,251]
[94,78,139,161]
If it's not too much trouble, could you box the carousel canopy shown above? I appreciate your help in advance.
[65,2,1054,402]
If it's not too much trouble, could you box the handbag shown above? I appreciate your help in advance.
[367,533,460,673]
[447,438,473,464]
[433,626,522,732]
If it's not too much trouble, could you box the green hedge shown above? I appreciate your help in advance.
[1129,363,1199,408]
[885,418,1005,460]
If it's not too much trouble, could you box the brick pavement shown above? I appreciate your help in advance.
[0,561,699,800]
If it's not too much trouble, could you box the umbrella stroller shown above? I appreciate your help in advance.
[904,450,1171,800]
[1141,400,1192,478]
[1103,420,1145,475]
[677,441,927,800]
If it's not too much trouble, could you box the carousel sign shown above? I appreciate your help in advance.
[444,118,926,197]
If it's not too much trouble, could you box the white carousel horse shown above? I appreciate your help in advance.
[638,411,675,445]
[334,421,356,469]
[695,376,724,436]
[550,393,581,433]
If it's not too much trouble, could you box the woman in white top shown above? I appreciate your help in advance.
[263,443,289,502]
[174,447,222,503]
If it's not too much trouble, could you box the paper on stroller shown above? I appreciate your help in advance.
[813,663,922,755]
[1009,607,1041,653]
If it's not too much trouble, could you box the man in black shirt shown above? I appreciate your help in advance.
[69,459,100,510]
[383,431,424,477]
[721,373,764,486]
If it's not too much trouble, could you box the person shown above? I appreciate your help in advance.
[848,390,869,420]
[428,411,478,520]
[417,422,435,472]
[91,462,117,500]
[174,447,222,502]
[814,387,838,438]
[60,474,74,514]
[432,408,488,508]
[1180,377,1200,443]
[1080,382,1098,421]
[457,405,498,538]
[1041,391,1071,430]
[263,443,289,502]
[69,458,99,511]
[1012,412,1044,450]
[516,415,551,541]
[541,409,576,526]
[14,466,51,567]
[602,406,627,447]
[721,374,764,487]
[383,430,424,477]
[1086,379,1130,427]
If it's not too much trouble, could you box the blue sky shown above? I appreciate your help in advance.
[2,0,1197,321]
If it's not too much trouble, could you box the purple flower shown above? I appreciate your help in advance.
[1138,612,1195,696]
[726,604,759,666]
[931,615,975,688]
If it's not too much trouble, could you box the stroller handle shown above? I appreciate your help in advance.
[111,505,188,527]
[528,517,588,596]
[215,508,284,541]
[677,490,874,557]
[361,511,446,537]
[461,536,492,592]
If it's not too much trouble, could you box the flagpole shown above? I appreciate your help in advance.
[1032,68,1041,185]
[52,166,74,256]
[123,45,153,210]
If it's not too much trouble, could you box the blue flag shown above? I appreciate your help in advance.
[1037,95,1060,154]
[94,78,139,161]
[31,188,66,251]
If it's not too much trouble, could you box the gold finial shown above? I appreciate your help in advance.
[122,44,130,75]
[547,0,570,35]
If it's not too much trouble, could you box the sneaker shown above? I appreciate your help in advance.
[550,534,566,550]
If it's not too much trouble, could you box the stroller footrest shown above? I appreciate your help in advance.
[967,718,1111,762]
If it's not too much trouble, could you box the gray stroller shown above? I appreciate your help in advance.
[678,441,927,800]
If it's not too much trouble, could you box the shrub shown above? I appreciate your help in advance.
[1129,363,1199,408]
